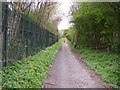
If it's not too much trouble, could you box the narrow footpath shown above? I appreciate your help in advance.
[44,43,109,88]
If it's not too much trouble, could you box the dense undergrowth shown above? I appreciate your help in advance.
[2,40,61,88]
[68,40,119,88]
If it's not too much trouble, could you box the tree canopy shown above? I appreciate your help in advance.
[66,2,120,53]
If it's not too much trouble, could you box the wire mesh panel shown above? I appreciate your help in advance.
[2,3,58,66]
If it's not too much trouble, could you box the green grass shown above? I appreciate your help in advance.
[75,46,119,88]
[2,40,62,88]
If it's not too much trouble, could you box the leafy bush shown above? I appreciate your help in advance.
[2,40,61,88]
[76,47,120,88]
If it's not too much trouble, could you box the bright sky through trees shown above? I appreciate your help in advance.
[57,0,72,30]
[57,0,120,30]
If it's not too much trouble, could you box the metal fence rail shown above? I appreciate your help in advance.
[2,3,58,66]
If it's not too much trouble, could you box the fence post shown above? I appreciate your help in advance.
[0,2,2,68]
[46,31,48,47]
[26,21,29,57]
[2,3,8,66]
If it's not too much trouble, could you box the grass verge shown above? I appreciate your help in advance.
[67,40,119,88]
[2,40,62,88]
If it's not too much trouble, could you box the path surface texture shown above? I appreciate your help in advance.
[44,43,109,88]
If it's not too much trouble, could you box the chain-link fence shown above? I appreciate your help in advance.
[2,3,58,66]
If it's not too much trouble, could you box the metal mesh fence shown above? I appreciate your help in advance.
[2,3,58,66]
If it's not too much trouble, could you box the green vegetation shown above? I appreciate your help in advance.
[76,47,119,88]
[2,40,61,88]
[65,2,120,52]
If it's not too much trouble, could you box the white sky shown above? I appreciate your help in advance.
[57,0,72,30]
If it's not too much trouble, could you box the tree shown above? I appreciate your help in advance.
[68,2,119,52]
